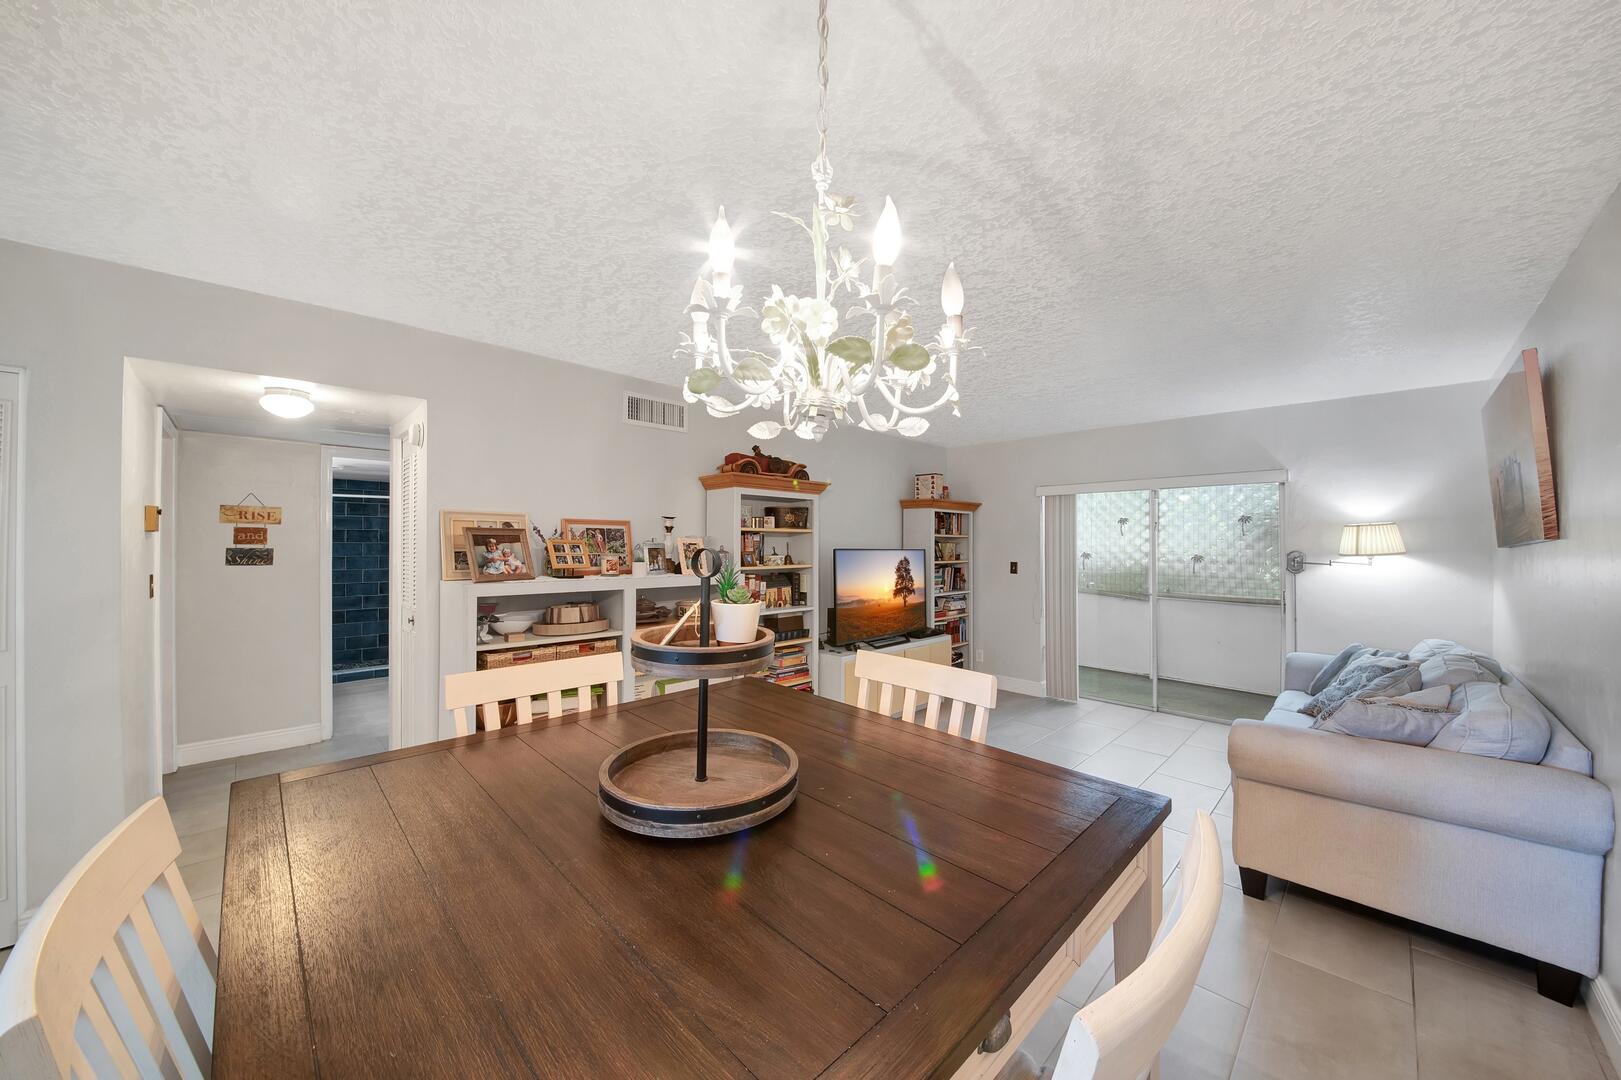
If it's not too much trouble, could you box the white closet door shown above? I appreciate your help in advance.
[0,371,21,945]
[389,405,427,749]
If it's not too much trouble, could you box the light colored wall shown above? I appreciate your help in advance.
[117,365,159,809]
[175,432,322,749]
[1489,183,1621,1004]
[0,238,942,910]
[946,382,1498,691]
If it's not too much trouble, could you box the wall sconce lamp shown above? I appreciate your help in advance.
[1286,521,1405,573]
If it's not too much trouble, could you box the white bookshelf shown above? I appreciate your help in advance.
[703,474,827,694]
[438,572,706,735]
[901,498,981,669]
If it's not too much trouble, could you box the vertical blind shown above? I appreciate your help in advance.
[1043,493,1079,700]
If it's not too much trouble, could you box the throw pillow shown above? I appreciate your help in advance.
[1429,681,1552,763]
[1300,655,1422,717]
[1419,653,1504,690]
[1407,638,1508,680]
[1308,642,1366,696]
[1312,684,1456,745]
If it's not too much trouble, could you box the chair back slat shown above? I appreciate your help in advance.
[445,652,624,735]
[922,693,943,731]
[851,650,999,744]
[1053,816,1224,1080]
[0,798,218,1079]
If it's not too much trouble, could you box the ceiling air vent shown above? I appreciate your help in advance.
[623,392,687,432]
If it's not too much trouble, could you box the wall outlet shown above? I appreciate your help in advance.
[975,649,984,663]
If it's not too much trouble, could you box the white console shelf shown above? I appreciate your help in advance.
[438,572,705,737]
[817,633,954,706]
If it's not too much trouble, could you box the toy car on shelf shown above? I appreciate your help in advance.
[718,445,811,479]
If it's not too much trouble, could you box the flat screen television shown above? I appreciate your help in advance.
[831,548,928,646]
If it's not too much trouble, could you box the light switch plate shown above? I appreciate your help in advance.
[1009,561,1018,574]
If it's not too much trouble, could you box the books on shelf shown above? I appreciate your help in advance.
[933,511,969,535]
[762,643,812,691]
[935,540,964,562]
[933,564,969,592]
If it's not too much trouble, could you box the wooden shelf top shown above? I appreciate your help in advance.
[740,527,814,534]
[702,472,830,494]
[900,498,981,511]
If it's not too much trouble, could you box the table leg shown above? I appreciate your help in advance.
[1112,827,1164,1078]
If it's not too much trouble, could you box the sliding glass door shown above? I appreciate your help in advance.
[1074,481,1283,721]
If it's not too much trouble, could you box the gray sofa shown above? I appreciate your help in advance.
[1230,648,1614,1005]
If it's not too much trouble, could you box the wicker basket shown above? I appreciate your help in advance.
[478,638,619,671]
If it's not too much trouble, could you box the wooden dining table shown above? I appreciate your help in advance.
[214,678,1169,1078]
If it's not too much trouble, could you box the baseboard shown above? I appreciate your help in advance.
[998,676,1048,698]
[1585,974,1621,1074]
[176,721,324,767]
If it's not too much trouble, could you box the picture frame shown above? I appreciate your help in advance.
[546,538,592,576]
[559,518,633,576]
[676,536,705,575]
[463,526,536,583]
[440,510,530,580]
[1483,348,1559,547]
[600,554,623,576]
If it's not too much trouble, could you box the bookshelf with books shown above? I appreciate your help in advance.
[901,498,981,669]
[704,474,825,693]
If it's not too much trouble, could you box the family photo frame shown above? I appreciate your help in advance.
[559,518,633,576]
[462,526,536,583]
[440,510,531,580]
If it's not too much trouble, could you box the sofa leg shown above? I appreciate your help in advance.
[1536,962,1582,1007]
[1238,867,1268,900]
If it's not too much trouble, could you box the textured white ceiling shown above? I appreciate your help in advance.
[6,2,1621,446]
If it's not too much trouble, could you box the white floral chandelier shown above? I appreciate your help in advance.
[677,0,977,442]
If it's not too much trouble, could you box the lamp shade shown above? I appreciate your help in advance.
[1339,522,1405,557]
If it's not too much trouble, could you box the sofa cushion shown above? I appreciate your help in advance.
[1430,681,1552,763]
[1419,653,1503,690]
[1301,655,1422,717]
[1274,689,1312,713]
[1308,642,1366,695]
[1264,705,1315,729]
[1543,714,1595,776]
[1311,684,1456,746]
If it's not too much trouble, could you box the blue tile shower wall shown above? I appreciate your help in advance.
[333,478,388,679]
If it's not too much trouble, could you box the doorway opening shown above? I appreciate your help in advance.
[328,451,390,746]
[1048,474,1286,723]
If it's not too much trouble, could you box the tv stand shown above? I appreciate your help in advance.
[817,633,953,705]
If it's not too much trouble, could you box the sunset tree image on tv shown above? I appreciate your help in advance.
[834,549,927,644]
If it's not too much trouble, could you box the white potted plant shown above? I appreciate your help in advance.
[712,563,764,643]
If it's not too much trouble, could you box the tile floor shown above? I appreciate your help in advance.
[161,678,389,945]
[988,692,1618,1080]
[149,682,1616,1079]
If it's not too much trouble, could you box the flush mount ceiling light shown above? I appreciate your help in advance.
[259,386,314,419]
[676,0,980,442]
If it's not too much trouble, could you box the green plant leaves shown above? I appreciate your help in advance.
[889,342,931,372]
[686,368,720,395]
[826,336,873,370]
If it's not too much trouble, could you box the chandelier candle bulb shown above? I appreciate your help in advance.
[873,195,902,269]
[708,207,735,293]
[688,278,711,354]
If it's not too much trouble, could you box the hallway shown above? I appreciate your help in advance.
[161,678,390,942]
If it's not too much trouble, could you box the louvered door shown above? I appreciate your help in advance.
[389,404,427,749]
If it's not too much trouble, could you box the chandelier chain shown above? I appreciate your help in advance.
[812,0,831,191]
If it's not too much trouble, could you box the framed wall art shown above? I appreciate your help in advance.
[1482,348,1559,547]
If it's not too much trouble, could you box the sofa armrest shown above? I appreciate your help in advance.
[1229,719,1615,855]
[1283,651,1335,694]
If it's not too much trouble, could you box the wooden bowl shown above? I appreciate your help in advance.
[629,624,774,679]
[598,728,798,838]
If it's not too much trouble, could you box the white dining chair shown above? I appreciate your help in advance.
[446,650,623,736]
[852,649,999,743]
[0,797,217,1079]
[998,814,1224,1080]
